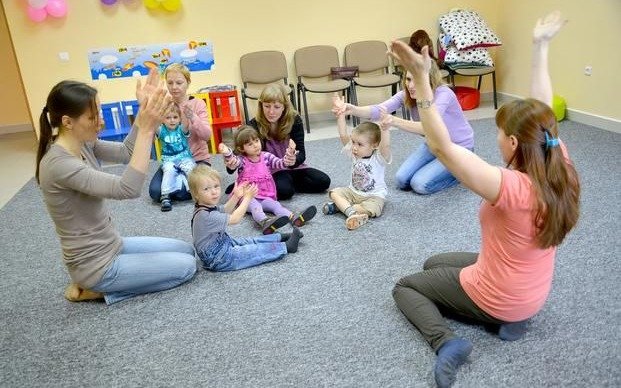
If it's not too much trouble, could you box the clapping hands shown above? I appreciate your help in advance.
[232,182,258,200]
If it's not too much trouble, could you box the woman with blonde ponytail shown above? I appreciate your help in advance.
[37,69,196,305]
[389,11,580,388]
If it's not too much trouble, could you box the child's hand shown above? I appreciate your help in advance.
[331,93,349,116]
[218,143,232,155]
[231,182,246,198]
[378,107,392,131]
[244,183,258,198]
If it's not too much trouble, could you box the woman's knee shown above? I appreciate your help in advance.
[175,255,197,282]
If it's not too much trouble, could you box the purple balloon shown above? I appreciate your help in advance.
[101,0,117,5]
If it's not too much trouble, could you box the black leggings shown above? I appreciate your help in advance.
[272,168,331,200]
[148,160,210,202]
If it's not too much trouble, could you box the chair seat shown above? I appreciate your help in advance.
[244,84,293,100]
[451,66,495,76]
[302,78,351,93]
[353,73,401,88]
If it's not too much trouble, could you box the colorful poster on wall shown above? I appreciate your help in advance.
[88,40,214,80]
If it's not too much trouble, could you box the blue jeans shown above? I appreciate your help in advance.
[92,237,197,305]
[395,143,461,195]
[197,233,287,272]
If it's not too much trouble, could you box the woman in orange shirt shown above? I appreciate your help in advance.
[390,11,580,388]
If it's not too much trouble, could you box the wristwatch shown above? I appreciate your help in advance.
[416,99,433,109]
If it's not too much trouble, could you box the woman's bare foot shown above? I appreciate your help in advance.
[64,283,104,302]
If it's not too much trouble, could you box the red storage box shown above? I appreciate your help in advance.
[454,86,480,111]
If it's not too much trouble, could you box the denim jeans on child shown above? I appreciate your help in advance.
[92,236,197,305]
[161,159,196,196]
[197,233,287,272]
[395,143,464,195]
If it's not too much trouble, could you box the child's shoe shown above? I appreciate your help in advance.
[345,213,369,230]
[322,202,337,215]
[291,205,317,227]
[160,195,172,212]
[260,215,290,235]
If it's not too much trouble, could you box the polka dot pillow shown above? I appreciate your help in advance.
[439,9,502,50]
[438,33,494,67]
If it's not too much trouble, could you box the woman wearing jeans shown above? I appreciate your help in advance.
[36,69,196,305]
[336,30,473,195]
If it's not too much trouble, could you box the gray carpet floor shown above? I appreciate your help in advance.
[1,118,619,387]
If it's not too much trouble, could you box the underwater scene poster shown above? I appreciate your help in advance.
[88,40,214,80]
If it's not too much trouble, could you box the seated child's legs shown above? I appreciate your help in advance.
[220,234,287,271]
[177,158,196,175]
[247,198,267,222]
[161,161,178,195]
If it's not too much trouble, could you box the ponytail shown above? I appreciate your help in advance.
[35,107,54,184]
[36,81,98,184]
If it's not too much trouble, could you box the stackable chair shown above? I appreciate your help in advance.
[239,50,295,123]
[294,45,353,133]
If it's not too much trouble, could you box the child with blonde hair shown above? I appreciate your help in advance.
[219,125,317,234]
[188,165,303,271]
[325,94,392,230]
[157,104,195,211]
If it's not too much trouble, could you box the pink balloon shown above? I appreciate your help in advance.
[26,5,47,22]
[45,0,67,18]
[28,0,48,9]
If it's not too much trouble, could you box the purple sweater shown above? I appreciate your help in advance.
[369,85,474,149]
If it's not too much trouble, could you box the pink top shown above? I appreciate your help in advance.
[183,97,212,162]
[227,152,286,200]
[460,168,556,322]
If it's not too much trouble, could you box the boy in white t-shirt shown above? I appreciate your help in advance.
[324,94,392,230]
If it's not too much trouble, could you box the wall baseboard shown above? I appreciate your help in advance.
[496,92,620,134]
[0,123,33,135]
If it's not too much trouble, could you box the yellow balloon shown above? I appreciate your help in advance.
[143,0,159,10]
[161,0,181,12]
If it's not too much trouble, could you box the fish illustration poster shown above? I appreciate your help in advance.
[88,40,214,80]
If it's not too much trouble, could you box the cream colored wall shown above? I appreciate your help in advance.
[2,0,495,135]
[495,0,620,120]
[0,4,30,126]
[5,1,618,133]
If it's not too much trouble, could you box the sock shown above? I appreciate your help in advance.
[344,206,356,217]
[499,320,528,341]
[434,337,473,388]
[280,230,304,242]
[285,227,302,253]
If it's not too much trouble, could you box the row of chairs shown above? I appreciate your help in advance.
[240,41,404,133]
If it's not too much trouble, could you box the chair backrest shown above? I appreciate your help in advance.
[294,45,340,78]
[240,50,288,84]
[344,40,390,73]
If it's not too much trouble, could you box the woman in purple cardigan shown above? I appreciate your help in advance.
[334,31,474,195]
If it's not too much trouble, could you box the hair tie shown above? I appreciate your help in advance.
[544,130,560,150]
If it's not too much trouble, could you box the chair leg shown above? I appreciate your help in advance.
[350,84,359,127]
[477,76,482,90]
[492,71,497,109]
[301,87,310,133]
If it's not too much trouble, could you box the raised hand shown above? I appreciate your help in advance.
[533,10,567,43]
[231,182,246,198]
[135,68,162,107]
[388,40,432,80]
[331,93,349,116]
[378,107,392,131]
[283,139,297,166]
[134,84,170,136]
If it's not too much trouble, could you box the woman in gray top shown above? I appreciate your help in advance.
[36,69,196,305]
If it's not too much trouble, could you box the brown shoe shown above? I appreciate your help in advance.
[345,213,369,230]
[64,283,104,302]
[260,215,290,235]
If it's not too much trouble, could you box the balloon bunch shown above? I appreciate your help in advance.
[26,0,68,22]
[143,0,182,12]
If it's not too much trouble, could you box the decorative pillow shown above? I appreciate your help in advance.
[443,46,494,67]
[439,10,502,50]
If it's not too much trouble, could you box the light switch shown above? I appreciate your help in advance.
[58,52,70,62]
